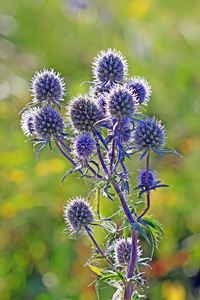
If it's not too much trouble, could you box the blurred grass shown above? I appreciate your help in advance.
[0,0,200,299]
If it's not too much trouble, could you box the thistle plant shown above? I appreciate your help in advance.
[20,49,179,299]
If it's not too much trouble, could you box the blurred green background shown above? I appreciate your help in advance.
[0,0,200,299]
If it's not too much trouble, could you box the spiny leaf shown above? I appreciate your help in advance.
[132,222,150,243]
[89,265,105,275]
[141,216,164,235]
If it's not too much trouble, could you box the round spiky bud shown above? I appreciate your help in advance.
[114,239,132,266]
[72,133,95,162]
[69,95,104,132]
[63,197,94,232]
[139,170,155,187]
[92,48,128,84]
[30,69,66,104]
[20,108,38,137]
[34,106,65,140]
[108,86,136,118]
[134,117,165,152]
[127,76,151,105]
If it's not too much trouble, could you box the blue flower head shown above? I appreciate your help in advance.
[114,238,132,266]
[34,106,65,140]
[72,133,95,162]
[134,117,165,155]
[134,169,169,197]
[63,197,94,234]
[92,48,128,85]
[108,85,136,118]
[30,68,66,106]
[140,169,155,187]
[68,94,104,132]
[127,76,151,106]
[20,108,38,137]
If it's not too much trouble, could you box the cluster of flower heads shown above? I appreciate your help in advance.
[20,49,178,299]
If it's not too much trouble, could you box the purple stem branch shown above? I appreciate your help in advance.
[56,136,71,153]
[137,150,151,221]
[86,228,115,268]
[93,131,109,176]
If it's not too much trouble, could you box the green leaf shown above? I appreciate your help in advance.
[132,222,149,243]
[89,265,105,275]
[141,216,164,235]
[132,292,139,300]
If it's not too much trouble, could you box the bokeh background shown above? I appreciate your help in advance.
[1,0,200,299]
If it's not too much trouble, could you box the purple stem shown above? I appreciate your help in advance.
[87,163,103,179]
[137,150,151,221]
[111,181,135,225]
[93,131,109,176]
[110,119,121,172]
[127,230,138,278]
[55,141,77,167]
[57,136,71,153]
[86,228,115,268]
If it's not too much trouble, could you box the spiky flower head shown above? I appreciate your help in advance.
[30,68,66,104]
[108,85,136,118]
[114,238,142,267]
[92,48,128,84]
[139,169,156,187]
[114,238,132,266]
[34,106,65,140]
[134,117,165,153]
[63,197,94,233]
[69,94,104,132]
[20,108,38,137]
[127,76,151,106]
[72,133,95,162]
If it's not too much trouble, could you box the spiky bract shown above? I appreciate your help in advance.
[34,106,65,140]
[134,117,165,152]
[92,49,128,84]
[63,197,94,232]
[108,86,136,118]
[69,95,104,132]
[30,69,66,104]
[127,76,151,105]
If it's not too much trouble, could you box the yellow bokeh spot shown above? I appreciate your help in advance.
[8,169,27,184]
[126,0,151,19]
[35,158,66,176]
[162,281,186,300]
[50,158,66,173]
[1,202,16,218]
[164,192,178,207]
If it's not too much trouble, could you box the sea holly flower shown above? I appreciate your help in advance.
[127,76,152,106]
[30,68,66,107]
[20,107,38,137]
[63,197,94,235]
[134,169,169,198]
[92,48,128,85]
[72,133,95,163]
[107,85,136,118]
[134,117,165,157]
[68,94,104,133]
[34,106,65,140]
